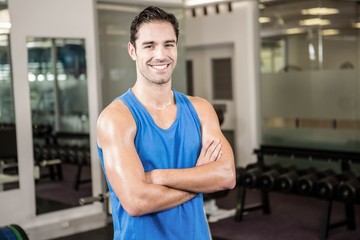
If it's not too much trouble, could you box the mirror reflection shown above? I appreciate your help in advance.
[0,31,19,192]
[27,37,92,214]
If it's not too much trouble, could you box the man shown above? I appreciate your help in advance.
[97,6,236,240]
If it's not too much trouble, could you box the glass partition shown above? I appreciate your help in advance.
[259,0,360,153]
[27,37,92,214]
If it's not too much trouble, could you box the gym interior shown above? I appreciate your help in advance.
[1,0,360,239]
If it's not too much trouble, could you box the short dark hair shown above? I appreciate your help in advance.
[130,6,179,48]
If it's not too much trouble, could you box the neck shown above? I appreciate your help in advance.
[132,82,174,111]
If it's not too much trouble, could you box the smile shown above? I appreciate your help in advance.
[150,64,170,70]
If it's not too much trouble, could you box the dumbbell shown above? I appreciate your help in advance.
[315,171,356,200]
[67,147,79,164]
[58,145,70,163]
[337,175,360,203]
[275,165,299,194]
[76,147,91,165]
[258,164,284,191]
[296,169,334,196]
[242,163,266,188]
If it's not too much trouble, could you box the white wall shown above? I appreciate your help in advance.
[1,0,105,239]
[185,1,261,166]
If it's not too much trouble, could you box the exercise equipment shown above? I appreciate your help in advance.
[275,165,299,193]
[79,192,109,205]
[240,145,360,240]
[0,224,29,240]
[315,171,356,200]
[338,176,360,203]
[296,169,334,196]
[242,163,264,188]
[258,164,283,191]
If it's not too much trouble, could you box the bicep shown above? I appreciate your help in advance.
[97,106,145,205]
[102,137,144,189]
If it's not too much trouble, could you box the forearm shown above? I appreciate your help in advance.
[146,157,236,193]
[115,181,196,217]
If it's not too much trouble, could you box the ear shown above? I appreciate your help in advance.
[128,42,137,61]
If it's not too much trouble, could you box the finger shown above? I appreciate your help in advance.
[201,139,215,158]
[205,139,220,158]
[201,139,215,157]
[216,152,223,161]
[209,142,222,162]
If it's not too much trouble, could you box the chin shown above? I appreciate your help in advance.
[157,79,171,85]
[151,76,171,85]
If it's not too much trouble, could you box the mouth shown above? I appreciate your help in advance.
[149,63,171,71]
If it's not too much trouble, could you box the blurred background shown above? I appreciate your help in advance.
[0,0,360,239]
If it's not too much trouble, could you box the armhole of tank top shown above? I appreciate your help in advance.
[182,94,201,127]
[117,96,139,138]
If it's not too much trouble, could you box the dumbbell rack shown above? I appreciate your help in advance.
[235,145,360,240]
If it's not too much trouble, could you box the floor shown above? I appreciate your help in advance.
[51,188,360,240]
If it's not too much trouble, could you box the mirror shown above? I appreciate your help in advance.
[0,2,19,192]
[27,37,92,214]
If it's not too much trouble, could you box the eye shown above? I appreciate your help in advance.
[143,45,153,49]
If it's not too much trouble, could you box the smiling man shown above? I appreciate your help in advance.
[97,6,236,240]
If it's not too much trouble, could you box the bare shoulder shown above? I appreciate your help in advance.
[187,95,212,111]
[186,95,217,123]
[97,99,136,147]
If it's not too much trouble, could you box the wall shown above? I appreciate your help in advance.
[185,1,261,166]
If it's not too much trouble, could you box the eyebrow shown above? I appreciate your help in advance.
[165,40,176,44]
[141,40,177,46]
[142,41,154,46]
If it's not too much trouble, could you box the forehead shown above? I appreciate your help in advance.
[136,21,176,43]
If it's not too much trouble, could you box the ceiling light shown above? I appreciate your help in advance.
[185,0,227,7]
[97,4,140,13]
[301,7,339,16]
[285,28,305,35]
[299,18,330,26]
[352,22,360,28]
[259,17,271,24]
[321,29,339,36]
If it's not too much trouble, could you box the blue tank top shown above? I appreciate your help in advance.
[97,89,211,240]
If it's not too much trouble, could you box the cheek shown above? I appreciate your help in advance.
[138,53,150,63]
[171,50,178,60]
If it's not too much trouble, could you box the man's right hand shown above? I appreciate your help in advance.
[196,139,222,166]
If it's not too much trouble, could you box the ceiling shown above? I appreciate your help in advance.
[96,0,360,39]
[259,0,360,38]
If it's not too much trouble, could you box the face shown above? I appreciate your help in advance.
[128,21,178,85]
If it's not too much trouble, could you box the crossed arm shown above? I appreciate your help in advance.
[97,97,236,217]
[145,96,236,193]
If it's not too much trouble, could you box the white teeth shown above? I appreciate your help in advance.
[152,64,167,70]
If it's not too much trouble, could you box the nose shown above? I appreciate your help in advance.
[154,46,167,60]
